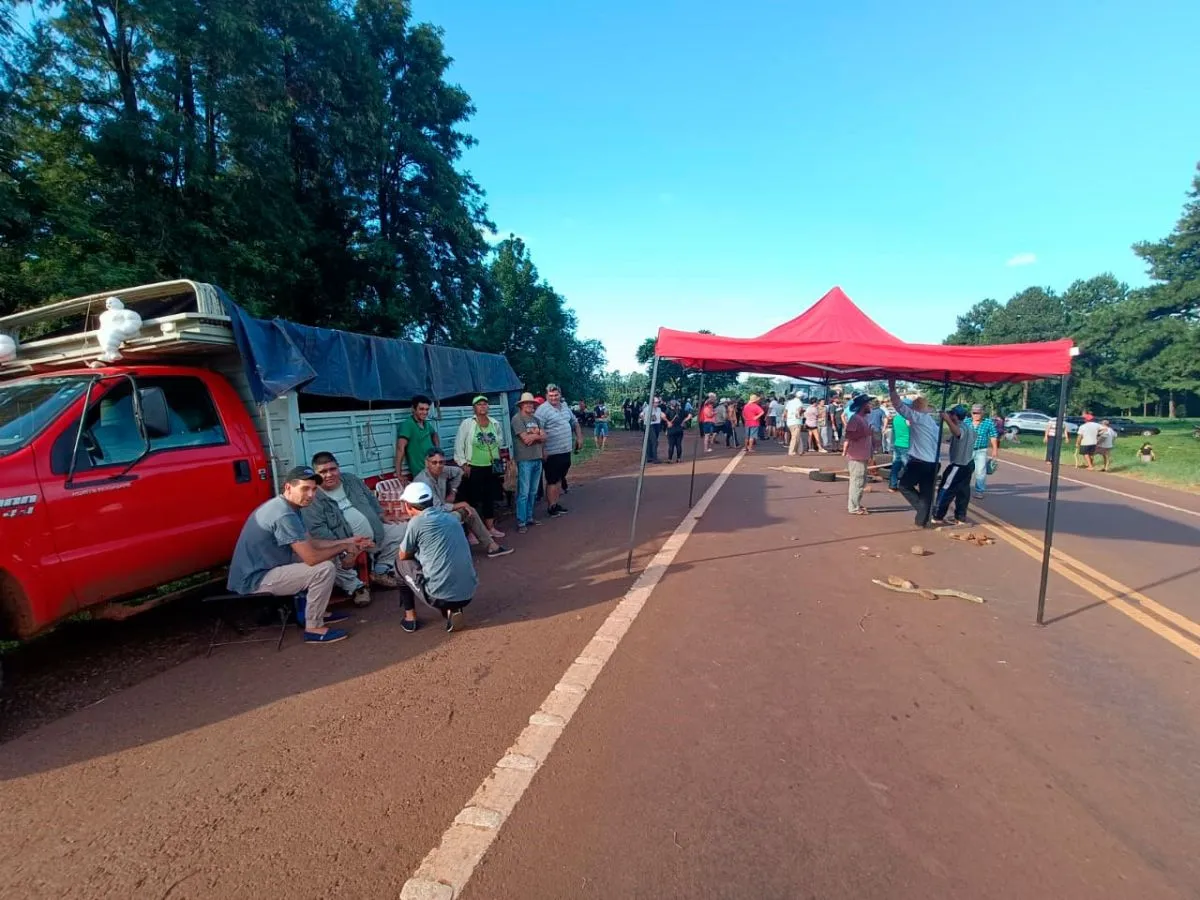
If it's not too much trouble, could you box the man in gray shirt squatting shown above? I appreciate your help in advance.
[395,481,480,634]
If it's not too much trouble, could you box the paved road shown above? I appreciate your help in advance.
[460,446,1199,899]
[978,454,1200,626]
[2,434,1197,899]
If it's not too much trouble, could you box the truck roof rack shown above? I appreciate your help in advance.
[0,279,238,376]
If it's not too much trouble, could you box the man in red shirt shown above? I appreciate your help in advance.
[843,395,874,515]
[742,393,765,453]
[699,393,718,453]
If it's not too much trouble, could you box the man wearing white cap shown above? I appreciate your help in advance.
[395,481,481,633]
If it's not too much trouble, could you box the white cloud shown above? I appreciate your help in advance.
[1005,252,1037,267]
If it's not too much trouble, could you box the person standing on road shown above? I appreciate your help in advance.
[535,384,582,518]
[888,379,941,527]
[742,393,765,452]
[664,399,690,462]
[803,399,820,452]
[453,396,506,540]
[1044,416,1060,466]
[969,404,1000,498]
[510,392,545,533]
[785,391,805,456]
[228,466,372,644]
[416,449,512,556]
[1076,416,1102,470]
[844,395,874,515]
[930,405,977,525]
[394,394,440,480]
[1097,419,1116,472]
[867,399,885,455]
[395,481,479,634]
[305,451,407,604]
[646,395,665,463]
[699,393,717,453]
[594,401,610,452]
[888,400,911,492]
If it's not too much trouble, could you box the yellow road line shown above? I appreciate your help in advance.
[968,506,1200,660]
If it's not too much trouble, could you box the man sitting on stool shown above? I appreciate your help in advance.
[228,466,373,645]
[303,451,407,604]
[414,448,513,559]
[395,481,481,634]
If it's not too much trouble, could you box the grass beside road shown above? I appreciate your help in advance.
[1003,418,1199,492]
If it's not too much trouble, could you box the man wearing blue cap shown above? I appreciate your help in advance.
[931,405,978,525]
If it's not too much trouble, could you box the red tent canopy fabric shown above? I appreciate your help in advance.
[655,287,1073,385]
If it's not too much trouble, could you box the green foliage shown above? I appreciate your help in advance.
[0,1,607,393]
[471,237,605,401]
[942,165,1200,418]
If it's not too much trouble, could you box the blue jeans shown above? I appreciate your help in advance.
[516,459,542,525]
[647,423,661,461]
[889,446,910,489]
[973,448,990,493]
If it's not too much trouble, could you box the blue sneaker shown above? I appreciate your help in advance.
[323,611,351,624]
[304,628,348,644]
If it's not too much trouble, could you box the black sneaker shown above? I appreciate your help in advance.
[487,544,514,558]
[401,618,418,633]
[549,505,568,518]
[517,524,528,535]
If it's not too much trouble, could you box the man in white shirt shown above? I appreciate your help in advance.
[767,396,783,440]
[784,392,805,456]
[1076,416,1103,471]
[888,379,942,527]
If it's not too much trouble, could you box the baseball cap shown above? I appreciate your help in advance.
[284,465,322,485]
[971,404,984,413]
[400,481,433,505]
[534,395,545,404]
[472,395,489,406]
[949,404,969,419]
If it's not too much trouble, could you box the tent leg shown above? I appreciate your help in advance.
[627,356,662,574]
[1037,375,1070,624]
[688,370,705,506]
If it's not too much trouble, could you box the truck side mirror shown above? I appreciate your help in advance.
[138,386,171,438]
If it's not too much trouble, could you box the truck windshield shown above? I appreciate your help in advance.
[0,376,91,458]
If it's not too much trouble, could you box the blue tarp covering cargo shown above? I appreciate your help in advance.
[221,294,522,404]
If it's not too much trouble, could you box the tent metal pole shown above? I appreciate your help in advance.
[627,355,662,574]
[1037,374,1070,624]
[688,369,705,506]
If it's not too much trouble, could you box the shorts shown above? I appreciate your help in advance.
[1080,444,1096,456]
[701,422,714,434]
[543,451,572,486]
[766,416,777,427]
[746,423,762,439]
[594,422,609,437]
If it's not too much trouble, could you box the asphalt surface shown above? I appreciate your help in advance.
[2,432,1198,899]
[977,453,1200,625]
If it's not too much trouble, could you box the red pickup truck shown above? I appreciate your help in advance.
[0,280,519,644]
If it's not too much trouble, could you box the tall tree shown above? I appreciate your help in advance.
[1133,162,1200,322]
[472,238,604,400]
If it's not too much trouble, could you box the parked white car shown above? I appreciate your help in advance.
[1003,410,1079,438]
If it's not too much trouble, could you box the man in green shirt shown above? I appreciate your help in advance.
[395,394,440,478]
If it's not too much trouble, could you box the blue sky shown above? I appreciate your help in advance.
[420,0,1199,372]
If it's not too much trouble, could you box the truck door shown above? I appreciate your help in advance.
[40,375,262,606]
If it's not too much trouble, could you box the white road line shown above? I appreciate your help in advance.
[1000,457,1200,519]
[399,452,745,900]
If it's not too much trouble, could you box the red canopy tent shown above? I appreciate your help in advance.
[629,287,1077,624]
[654,287,1074,385]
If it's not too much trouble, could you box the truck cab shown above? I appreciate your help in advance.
[0,364,271,639]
